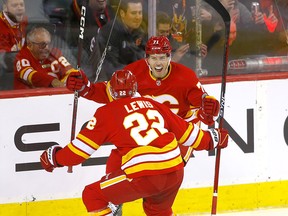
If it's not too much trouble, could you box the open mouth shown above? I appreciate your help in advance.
[154,66,163,73]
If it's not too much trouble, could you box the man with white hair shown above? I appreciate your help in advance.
[14,26,77,89]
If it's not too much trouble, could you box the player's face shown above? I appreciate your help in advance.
[120,3,143,31]
[157,23,171,37]
[4,0,25,22]
[147,54,171,79]
[28,31,52,61]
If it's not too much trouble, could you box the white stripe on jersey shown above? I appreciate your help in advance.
[182,125,200,146]
[121,146,181,170]
[72,139,96,156]
[22,68,33,81]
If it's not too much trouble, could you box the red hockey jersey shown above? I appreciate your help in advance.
[84,59,206,122]
[0,12,27,52]
[124,59,206,121]
[56,96,213,178]
[14,46,73,89]
[80,60,207,163]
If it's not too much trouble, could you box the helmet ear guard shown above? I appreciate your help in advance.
[109,70,137,99]
[145,36,172,56]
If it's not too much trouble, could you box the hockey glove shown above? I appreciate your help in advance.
[40,145,63,172]
[203,95,220,116]
[208,128,229,150]
[197,95,220,125]
[66,70,91,96]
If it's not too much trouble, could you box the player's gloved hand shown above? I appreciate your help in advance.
[40,145,63,172]
[66,69,91,96]
[197,95,220,125]
[208,128,229,149]
[203,95,220,116]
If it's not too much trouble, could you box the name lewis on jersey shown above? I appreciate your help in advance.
[124,100,154,113]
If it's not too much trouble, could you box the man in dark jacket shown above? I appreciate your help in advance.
[89,0,147,81]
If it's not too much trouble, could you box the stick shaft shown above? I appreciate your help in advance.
[68,0,87,173]
[202,0,230,215]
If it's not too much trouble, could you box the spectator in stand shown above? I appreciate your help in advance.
[14,26,76,89]
[88,0,147,81]
[0,0,27,90]
[40,69,229,216]
[156,11,207,70]
[0,0,27,52]
[200,0,274,75]
[69,0,115,54]
[240,0,279,32]
[239,0,286,56]
[156,0,194,42]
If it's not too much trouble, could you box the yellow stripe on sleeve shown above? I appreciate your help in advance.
[191,130,204,149]
[106,81,114,102]
[27,71,37,84]
[67,143,90,159]
[77,134,100,150]
[179,123,194,144]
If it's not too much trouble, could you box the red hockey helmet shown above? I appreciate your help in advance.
[145,36,172,56]
[109,70,137,99]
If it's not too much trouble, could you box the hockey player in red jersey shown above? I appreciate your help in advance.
[14,26,76,89]
[0,0,27,52]
[66,36,220,164]
[41,70,228,216]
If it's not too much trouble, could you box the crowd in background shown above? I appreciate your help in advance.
[0,0,287,91]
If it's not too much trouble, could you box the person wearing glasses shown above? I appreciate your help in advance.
[13,26,77,89]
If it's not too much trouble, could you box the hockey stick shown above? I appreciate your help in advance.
[202,0,230,215]
[94,0,122,83]
[67,0,88,173]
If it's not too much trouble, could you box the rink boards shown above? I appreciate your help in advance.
[0,75,288,215]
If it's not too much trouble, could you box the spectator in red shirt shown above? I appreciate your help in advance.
[0,0,27,52]
[14,26,76,89]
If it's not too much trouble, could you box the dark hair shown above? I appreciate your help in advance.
[119,0,142,12]
[156,11,171,27]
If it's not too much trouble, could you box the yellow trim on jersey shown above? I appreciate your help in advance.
[124,155,183,175]
[122,138,178,165]
[106,81,114,102]
[19,67,36,82]
[77,134,100,150]
[182,146,193,162]
[184,109,193,119]
[179,123,194,144]
[191,130,204,149]
[100,174,127,189]
[67,143,89,159]
[27,71,37,84]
